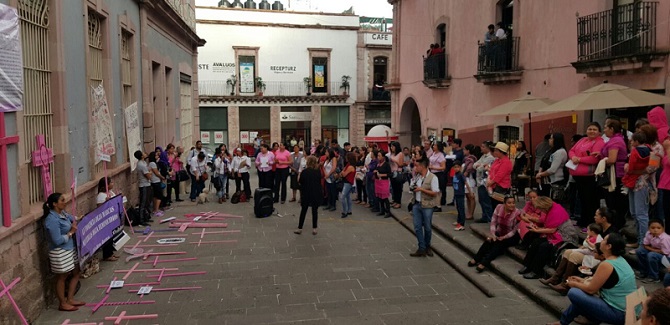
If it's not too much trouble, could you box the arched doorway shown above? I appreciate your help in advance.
[399,97,421,146]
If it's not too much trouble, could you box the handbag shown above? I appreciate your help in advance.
[176,170,189,182]
[550,183,567,203]
[596,167,611,187]
[489,185,508,202]
[201,171,209,181]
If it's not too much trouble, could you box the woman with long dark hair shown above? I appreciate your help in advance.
[323,148,338,211]
[463,144,479,220]
[601,119,629,230]
[535,133,568,198]
[43,193,85,311]
[148,151,167,217]
[354,147,368,205]
[388,141,405,209]
[295,156,323,235]
[512,140,531,195]
[375,150,392,218]
[96,177,120,262]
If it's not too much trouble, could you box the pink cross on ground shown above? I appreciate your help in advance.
[31,134,54,203]
[61,320,103,325]
[0,113,20,227]
[127,286,201,293]
[0,277,28,325]
[104,311,158,325]
[169,222,228,231]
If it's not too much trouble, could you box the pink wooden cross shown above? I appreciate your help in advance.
[104,311,158,325]
[31,134,54,202]
[0,113,19,227]
[0,277,28,325]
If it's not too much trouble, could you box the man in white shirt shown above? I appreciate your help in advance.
[189,152,208,202]
[495,22,507,40]
[186,140,205,175]
[409,157,440,257]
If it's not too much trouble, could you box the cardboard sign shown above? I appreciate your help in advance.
[625,287,647,325]
[201,131,210,144]
[214,131,224,144]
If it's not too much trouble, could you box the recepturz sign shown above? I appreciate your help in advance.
[270,66,297,74]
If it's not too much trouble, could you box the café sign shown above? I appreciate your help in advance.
[364,33,392,45]
[280,112,312,122]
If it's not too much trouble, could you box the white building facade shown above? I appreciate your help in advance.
[196,6,358,153]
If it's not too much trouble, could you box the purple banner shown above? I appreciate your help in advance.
[76,195,123,268]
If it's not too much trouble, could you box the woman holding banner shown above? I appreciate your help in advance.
[43,193,85,312]
[96,177,122,262]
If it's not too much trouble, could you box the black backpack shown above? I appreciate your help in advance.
[230,191,241,204]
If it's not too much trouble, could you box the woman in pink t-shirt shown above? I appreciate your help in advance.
[273,142,293,204]
[568,122,605,228]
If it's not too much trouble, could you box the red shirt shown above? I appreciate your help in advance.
[622,145,651,188]
[343,164,355,184]
[489,156,513,189]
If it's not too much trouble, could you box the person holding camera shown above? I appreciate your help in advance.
[408,157,440,257]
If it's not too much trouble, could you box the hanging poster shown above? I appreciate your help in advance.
[240,131,250,144]
[91,83,116,164]
[240,62,254,93]
[0,4,23,112]
[314,65,325,88]
[124,102,142,171]
[201,131,210,144]
[214,131,224,144]
[249,131,259,141]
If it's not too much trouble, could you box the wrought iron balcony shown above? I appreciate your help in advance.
[198,80,345,97]
[474,37,522,85]
[572,1,668,76]
[369,87,391,101]
[422,52,450,88]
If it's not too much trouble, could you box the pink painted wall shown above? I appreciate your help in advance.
[391,0,670,145]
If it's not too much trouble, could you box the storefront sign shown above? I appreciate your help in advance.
[270,66,297,74]
[240,62,254,93]
[214,131,224,144]
[200,131,210,144]
[280,112,312,122]
[76,195,123,268]
[364,118,391,124]
[240,131,250,144]
[212,62,235,73]
[249,131,259,140]
[364,33,393,45]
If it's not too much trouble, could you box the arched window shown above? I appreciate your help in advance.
[436,23,446,48]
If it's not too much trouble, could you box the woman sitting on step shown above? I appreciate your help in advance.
[540,207,618,295]
[548,233,637,325]
[468,195,521,273]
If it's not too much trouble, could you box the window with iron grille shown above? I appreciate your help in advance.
[497,126,520,145]
[88,10,106,176]
[18,0,53,206]
[180,75,193,149]
[120,30,133,163]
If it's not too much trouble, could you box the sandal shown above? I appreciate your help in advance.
[476,265,486,273]
[104,256,119,262]
[467,260,477,267]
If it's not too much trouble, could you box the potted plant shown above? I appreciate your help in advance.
[226,74,237,96]
[340,75,351,96]
[303,77,312,96]
[255,77,266,96]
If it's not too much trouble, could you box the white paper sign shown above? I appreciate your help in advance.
[137,286,153,295]
[124,102,142,171]
[214,131,224,144]
[565,160,578,171]
[0,4,23,112]
[193,216,201,222]
[110,280,125,289]
[91,84,116,164]
[240,131,250,144]
[201,131,210,144]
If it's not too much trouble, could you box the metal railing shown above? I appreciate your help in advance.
[199,80,345,96]
[577,1,658,61]
[369,87,391,101]
[477,37,520,73]
[423,52,447,80]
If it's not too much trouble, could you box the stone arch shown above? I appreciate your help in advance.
[399,97,422,146]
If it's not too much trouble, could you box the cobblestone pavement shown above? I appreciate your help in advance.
[34,175,555,325]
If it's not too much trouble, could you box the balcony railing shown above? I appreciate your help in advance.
[577,1,657,62]
[199,80,345,97]
[476,37,520,74]
[423,52,447,80]
[369,87,391,101]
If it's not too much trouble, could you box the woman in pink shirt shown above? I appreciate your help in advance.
[273,142,293,204]
[518,196,569,279]
[568,122,605,228]
[487,142,513,211]
[167,145,185,202]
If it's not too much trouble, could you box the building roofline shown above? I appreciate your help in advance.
[195,5,359,18]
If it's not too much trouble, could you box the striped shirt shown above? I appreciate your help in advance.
[491,205,521,240]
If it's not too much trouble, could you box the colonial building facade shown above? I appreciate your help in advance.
[0,0,203,321]
[197,4,384,153]
[388,0,670,147]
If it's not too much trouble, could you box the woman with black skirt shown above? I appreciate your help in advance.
[295,156,323,235]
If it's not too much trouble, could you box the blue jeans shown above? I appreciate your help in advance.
[477,185,493,222]
[628,186,649,246]
[326,181,337,209]
[636,246,664,279]
[412,204,434,251]
[189,175,205,200]
[664,272,670,287]
[216,174,228,199]
[455,195,466,226]
[341,183,354,214]
[560,288,625,325]
[366,179,377,208]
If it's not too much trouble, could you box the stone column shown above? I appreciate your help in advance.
[311,105,321,142]
[270,105,281,144]
[228,106,240,148]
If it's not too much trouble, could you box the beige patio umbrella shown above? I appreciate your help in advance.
[478,92,556,174]
[536,81,670,113]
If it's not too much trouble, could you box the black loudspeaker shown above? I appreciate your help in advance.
[254,188,274,218]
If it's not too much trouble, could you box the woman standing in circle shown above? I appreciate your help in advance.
[568,123,605,228]
[295,156,323,235]
[428,142,447,211]
[388,142,405,209]
[601,119,629,230]
[323,148,338,211]
[375,150,392,218]
[44,193,85,311]
[289,144,303,202]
